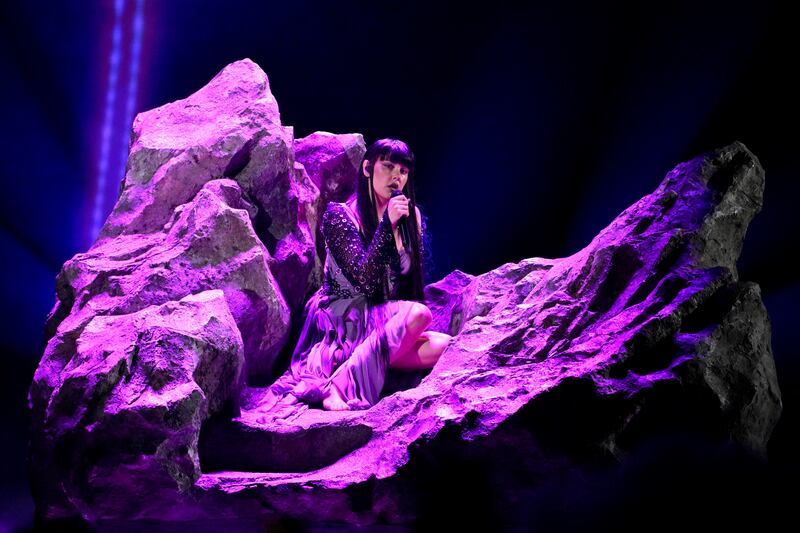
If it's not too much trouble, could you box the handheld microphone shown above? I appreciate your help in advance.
[390,189,412,251]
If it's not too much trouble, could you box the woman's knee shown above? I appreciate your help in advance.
[428,331,453,348]
[406,302,432,331]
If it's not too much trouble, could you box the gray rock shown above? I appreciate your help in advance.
[29,290,243,520]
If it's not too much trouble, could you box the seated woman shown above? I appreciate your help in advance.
[258,138,452,415]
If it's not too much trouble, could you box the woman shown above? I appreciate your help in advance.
[259,138,453,415]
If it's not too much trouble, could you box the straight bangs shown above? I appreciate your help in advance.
[376,141,415,171]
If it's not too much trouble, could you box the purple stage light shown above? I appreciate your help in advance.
[89,0,144,244]
[116,0,144,214]
[90,0,125,242]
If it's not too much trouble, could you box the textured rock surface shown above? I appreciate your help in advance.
[29,290,243,520]
[28,58,781,525]
[27,59,364,521]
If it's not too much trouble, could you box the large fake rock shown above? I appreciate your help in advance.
[92,57,324,317]
[37,178,288,391]
[97,58,288,241]
[28,290,243,520]
[295,131,365,202]
[28,59,364,522]
[28,177,277,519]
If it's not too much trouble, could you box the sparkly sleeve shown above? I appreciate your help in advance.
[322,203,396,298]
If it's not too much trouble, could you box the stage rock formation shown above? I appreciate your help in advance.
[28,59,780,526]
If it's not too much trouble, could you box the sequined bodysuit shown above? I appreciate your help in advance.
[320,201,416,302]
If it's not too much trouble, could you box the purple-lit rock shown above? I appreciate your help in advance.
[97,58,288,240]
[29,58,780,526]
[294,131,365,202]
[93,57,326,316]
[28,59,364,521]
[36,178,289,390]
[29,290,243,520]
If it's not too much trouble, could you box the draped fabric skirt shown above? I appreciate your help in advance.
[254,287,415,417]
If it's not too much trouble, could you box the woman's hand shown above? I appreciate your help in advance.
[387,194,410,229]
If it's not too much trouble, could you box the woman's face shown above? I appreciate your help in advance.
[364,155,410,202]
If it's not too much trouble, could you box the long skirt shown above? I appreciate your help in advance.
[254,288,415,417]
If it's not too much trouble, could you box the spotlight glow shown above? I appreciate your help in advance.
[90,0,145,244]
[116,0,144,209]
[91,0,125,242]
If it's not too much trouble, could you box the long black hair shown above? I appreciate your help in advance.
[351,138,427,302]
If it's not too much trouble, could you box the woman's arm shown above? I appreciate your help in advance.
[322,203,396,298]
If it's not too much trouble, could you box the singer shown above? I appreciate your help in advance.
[256,138,453,414]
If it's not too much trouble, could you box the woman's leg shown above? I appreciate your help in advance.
[324,302,430,411]
[322,301,434,411]
[387,303,432,367]
[322,380,349,411]
[390,331,454,370]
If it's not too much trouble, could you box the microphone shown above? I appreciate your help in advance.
[390,189,412,252]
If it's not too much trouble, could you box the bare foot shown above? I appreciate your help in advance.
[322,382,350,411]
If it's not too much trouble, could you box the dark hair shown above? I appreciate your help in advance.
[352,138,428,302]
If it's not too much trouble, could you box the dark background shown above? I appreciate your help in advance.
[1,0,796,529]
